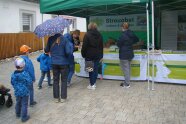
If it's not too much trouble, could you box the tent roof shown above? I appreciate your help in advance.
[156,0,186,11]
[40,0,149,17]
[40,0,186,17]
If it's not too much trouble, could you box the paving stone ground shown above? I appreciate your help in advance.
[0,52,186,124]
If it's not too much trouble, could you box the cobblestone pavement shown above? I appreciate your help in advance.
[0,52,186,124]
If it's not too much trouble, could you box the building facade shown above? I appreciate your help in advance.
[0,0,86,33]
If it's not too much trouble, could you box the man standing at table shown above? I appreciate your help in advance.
[117,22,139,88]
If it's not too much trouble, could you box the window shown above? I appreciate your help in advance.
[22,13,32,32]
[20,10,35,32]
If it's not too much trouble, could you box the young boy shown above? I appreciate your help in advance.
[37,49,52,89]
[11,57,32,122]
[20,45,37,107]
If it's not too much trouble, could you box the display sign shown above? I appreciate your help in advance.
[90,14,147,31]
[149,54,186,84]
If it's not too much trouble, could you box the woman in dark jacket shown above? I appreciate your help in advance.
[81,22,103,90]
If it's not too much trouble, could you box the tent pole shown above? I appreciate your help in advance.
[151,0,155,91]
[86,17,89,30]
[42,14,45,51]
[146,2,150,90]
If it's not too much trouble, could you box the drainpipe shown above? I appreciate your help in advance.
[42,14,45,51]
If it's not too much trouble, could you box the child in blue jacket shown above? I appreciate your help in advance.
[64,30,80,87]
[37,49,52,89]
[11,57,32,122]
[20,45,37,107]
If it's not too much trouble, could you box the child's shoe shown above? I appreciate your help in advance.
[38,86,42,89]
[30,101,37,107]
[67,82,71,87]
[16,114,20,119]
[21,115,30,122]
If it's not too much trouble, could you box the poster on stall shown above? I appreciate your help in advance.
[74,52,147,81]
[149,54,186,84]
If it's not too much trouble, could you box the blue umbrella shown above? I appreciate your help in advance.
[34,16,71,38]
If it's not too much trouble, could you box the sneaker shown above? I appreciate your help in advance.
[21,115,30,122]
[123,84,130,88]
[30,101,37,107]
[43,78,48,82]
[60,98,66,103]
[87,85,95,90]
[48,84,53,87]
[54,98,60,103]
[67,82,71,87]
[92,84,96,88]
[120,82,124,87]
[38,86,42,89]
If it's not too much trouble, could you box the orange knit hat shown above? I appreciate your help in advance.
[20,45,31,53]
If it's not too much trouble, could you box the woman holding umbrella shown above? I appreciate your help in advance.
[45,33,73,103]
[34,17,73,103]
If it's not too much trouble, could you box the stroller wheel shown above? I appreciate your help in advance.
[6,99,13,108]
[6,97,13,108]
[0,95,5,105]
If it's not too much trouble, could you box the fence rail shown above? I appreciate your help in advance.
[0,32,85,60]
[0,33,48,60]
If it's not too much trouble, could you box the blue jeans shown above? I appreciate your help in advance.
[38,71,51,87]
[67,63,75,84]
[29,83,34,105]
[15,96,29,121]
[52,64,69,99]
[86,59,99,86]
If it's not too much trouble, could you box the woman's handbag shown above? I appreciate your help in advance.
[85,60,94,72]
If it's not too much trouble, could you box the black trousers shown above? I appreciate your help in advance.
[52,64,69,99]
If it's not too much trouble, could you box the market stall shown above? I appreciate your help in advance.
[74,50,186,84]
[39,0,186,86]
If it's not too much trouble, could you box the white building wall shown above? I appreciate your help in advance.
[0,0,86,33]
[76,17,87,32]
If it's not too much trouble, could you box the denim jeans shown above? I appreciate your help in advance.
[38,71,51,87]
[15,96,29,121]
[29,83,34,105]
[67,63,75,84]
[52,64,69,99]
[86,59,99,86]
